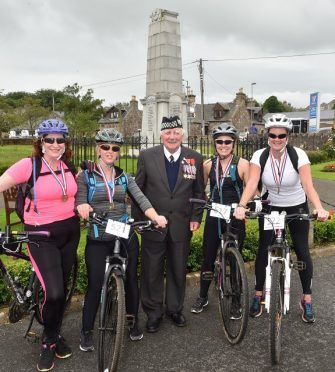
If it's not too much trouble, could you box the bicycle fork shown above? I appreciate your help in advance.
[264,252,291,315]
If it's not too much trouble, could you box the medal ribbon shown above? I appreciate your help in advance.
[97,164,115,205]
[270,149,288,191]
[215,155,233,191]
[41,158,67,197]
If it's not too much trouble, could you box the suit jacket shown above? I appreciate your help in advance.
[133,145,205,242]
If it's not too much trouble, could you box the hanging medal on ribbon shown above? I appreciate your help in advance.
[97,164,116,209]
[215,155,233,192]
[42,158,68,201]
[270,149,288,194]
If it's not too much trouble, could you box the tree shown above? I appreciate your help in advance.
[18,96,50,135]
[59,84,104,135]
[34,89,65,111]
[263,96,286,113]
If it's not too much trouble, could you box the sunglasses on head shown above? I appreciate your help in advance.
[268,133,287,139]
[43,137,66,144]
[99,144,121,152]
[215,139,235,145]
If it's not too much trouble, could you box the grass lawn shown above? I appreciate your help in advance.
[0,144,32,168]
[310,161,335,181]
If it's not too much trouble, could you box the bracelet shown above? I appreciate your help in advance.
[237,204,247,209]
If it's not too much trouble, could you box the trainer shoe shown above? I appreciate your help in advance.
[230,301,242,320]
[249,295,263,318]
[191,296,209,313]
[37,343,56,372]
[300,299,315,323]
[55,335,72,359]
[79,330,94,352]
[129,321,144,341]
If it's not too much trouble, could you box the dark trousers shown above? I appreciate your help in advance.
[255,202,313,294]
[82,232,140,332]
[199,215,245,298]
[26,216,80,344]
[140,231,190,319]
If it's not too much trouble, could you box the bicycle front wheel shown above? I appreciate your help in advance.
[217,244,249,345]
[269,260,284,365]
[98,269,125,372]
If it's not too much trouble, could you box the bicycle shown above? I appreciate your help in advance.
[190,198,250,345]
[0,224,78,339]
[248,210,316,365]
[88,213,159,372]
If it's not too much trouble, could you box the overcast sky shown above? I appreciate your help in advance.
[1,0,335,109]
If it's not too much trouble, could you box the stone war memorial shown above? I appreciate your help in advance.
[141,9,188,140]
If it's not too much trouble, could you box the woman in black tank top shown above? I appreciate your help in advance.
[190,123,250,314]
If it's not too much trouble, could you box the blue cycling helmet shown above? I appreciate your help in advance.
[37,119,69,137]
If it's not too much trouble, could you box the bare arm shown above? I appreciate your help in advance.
[237,158,250,186]
[0,173,17,193]
[234,163,261,219]
[203,159,211,193]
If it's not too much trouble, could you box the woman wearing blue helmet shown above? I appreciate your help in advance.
[0,118,80,371]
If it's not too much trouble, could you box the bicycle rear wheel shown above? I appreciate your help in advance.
[98,269,125,372]
[217,243,249,344]
[269,260,284,365]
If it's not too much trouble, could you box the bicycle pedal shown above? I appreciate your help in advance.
[292,261,306,270]
[201,271,214,281]
[25,331,40,343]
[125,314,135,328]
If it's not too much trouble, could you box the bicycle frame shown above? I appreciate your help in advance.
[264,227,291,315]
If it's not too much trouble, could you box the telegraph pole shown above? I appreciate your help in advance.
[198,58,205,136]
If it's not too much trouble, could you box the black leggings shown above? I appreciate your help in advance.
[199,215,245,298]
[26,216,80,344]
[82,232,140,332]
[255,202,313,294]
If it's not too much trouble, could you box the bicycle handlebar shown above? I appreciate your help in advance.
[88,213,158,234]
[189,198,267,212]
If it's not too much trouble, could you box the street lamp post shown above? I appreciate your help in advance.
[251,82,256,100]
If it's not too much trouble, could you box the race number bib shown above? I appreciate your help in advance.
[105,220,130,239]
[263,212,285,230]
[210,203,231,220]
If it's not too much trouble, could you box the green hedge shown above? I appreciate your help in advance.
[1,217,334,305]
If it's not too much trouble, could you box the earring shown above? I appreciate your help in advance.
[42,145,46,154]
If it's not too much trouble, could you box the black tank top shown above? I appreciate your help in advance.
[209,155,243,204]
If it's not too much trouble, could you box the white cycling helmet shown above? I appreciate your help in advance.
[265,114,293,131]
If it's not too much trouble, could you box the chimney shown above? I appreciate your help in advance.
[130,96,138,110]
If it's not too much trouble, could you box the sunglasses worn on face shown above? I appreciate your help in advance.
[268,133,287,139]
[99,144,121,152]
[215,139,234,145]
[43,137,66,144]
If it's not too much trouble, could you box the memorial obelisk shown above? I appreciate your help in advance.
[141,9,188,140]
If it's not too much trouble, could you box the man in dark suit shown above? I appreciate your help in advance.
[134,115,205,333]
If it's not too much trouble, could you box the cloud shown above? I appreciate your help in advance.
[1,0,334,108]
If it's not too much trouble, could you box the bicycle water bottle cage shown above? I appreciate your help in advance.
[202,271,214,281]
[291,260,306,271]
[126,314,135,328]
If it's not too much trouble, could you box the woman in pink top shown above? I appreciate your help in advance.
[0,119,80,372]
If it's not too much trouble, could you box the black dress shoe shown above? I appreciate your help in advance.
[146,318,161,333]
[169,313,186,327]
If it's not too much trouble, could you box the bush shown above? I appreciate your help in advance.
[1,217,335,306]
[306,150,330,164]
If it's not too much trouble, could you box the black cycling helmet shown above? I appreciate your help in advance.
[212,123,238,140]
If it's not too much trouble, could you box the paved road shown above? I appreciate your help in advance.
[1,254,335,372]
